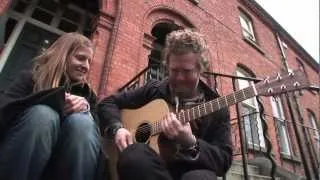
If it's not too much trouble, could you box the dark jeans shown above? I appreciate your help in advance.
[0,105,101,180]
[117,143,217,180]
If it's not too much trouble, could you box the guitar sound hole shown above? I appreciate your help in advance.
[135,123,152,143]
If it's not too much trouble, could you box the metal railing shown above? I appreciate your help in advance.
[118,65,164,92]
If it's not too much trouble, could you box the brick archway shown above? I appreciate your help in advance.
[143,7,194,34]
[138,6,195,71]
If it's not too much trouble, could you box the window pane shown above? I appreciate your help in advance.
[38,0,58,12]
[271,97,285,119]
[272,97,291,155]
[277,120,291,155]
[1,18,18,55]
[83,29,92,38]
[239,12,256,41]
[244,115,253,144]
[237,71,258,107]
[240,14,250,30]
[83,16,93,37]
[62,8,81,23]
[85,16,93,29]
[58,20,78,32]
[310,113,320,138]
[239,16,247,29]
[4,18,18,44]
[32,8,53,25]
[243,105,260,146]
[13,1,29,13]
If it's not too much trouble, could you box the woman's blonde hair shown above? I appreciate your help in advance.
[162,29,209,71]
[32,32,93,92]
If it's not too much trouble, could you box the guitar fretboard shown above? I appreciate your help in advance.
[151,85,257,135]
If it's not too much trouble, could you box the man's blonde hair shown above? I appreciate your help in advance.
[162,29,209,71]
[32,32,93,92]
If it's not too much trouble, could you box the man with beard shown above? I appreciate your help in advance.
[98,29,232,180]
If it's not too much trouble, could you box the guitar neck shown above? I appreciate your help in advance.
[151,85,257,135]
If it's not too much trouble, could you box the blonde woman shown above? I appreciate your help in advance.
[0,33,102,180]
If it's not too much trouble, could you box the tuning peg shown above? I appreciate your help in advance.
[281,84,287,90]
[288,69,294,76]
[288,71,294,77]
[276,73,282,81]
[293,82,300,87]
[272,96,279,102]
[264,77,270,84]
[268,88,274,94]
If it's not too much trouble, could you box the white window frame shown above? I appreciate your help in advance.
[237,69,265,148]
[239,11,256,42]
[270,96,291,156]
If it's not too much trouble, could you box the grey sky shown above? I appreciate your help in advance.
[255,0,319,63]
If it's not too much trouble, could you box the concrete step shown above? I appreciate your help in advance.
[225,171,273,180]
[217,161,281,180]
[229,161,260,175]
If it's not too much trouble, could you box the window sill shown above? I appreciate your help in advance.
[243,36,266,55]
[280,153,301,164]
[247,144,277,157]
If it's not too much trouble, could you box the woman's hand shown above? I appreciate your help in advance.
[64,93,89,114]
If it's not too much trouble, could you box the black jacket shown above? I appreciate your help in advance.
[0,71,98,139]
[98,79,233,176]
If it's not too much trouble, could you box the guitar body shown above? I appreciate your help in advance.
[106,99,171,180]
[122,99,170,152]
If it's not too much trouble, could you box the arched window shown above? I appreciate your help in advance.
[147,22,179,81]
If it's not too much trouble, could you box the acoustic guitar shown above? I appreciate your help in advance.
[102,69,311,180]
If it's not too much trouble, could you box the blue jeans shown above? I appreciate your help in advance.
[0,105,101,180]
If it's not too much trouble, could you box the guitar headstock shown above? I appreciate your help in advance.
[256,69,310,96]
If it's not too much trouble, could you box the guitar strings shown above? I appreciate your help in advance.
[133,88,253,136]
[133,88,251,136]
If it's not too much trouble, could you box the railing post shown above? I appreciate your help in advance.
[232,78,250,180]
[285,92,313,180]
[305,126,320,179]
[256,97,277,180]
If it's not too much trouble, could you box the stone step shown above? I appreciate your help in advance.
[229,161,260,174]
[217,161,282,180]
[225,171,273,180]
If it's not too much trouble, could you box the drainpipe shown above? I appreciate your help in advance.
[275,32,313,180]
[98,0,122,96]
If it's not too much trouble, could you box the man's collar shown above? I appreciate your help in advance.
[158,78,219,99]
